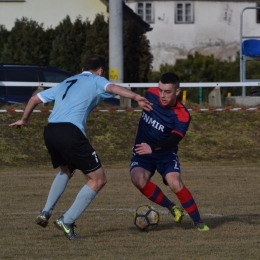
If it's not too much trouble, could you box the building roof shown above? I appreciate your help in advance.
[102,0,152,32]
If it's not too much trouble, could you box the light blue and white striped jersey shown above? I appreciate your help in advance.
[37,71,115,136]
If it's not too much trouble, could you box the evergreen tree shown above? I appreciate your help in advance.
[0,25,10,62]
[0,17,52,64]
[81,14,153,83]
[82,14,109,75]
[50,15,90,74]
[123,20,153,83]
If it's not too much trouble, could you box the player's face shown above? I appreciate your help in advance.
[158,82,181,107]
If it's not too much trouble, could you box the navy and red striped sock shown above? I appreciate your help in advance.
[175,186,202,223]
[140,181,174,209]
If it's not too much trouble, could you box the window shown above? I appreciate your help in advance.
[0,70,6,96]
[0,69,4,81]
[43,71,71,83]
[137,2,153,23]
[175,2,194,24]
[257,3,260,23]
[5,69,38,82]
[5,69,38,97]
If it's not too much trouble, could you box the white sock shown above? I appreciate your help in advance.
[42,171,69,213]
[63,184,97,224]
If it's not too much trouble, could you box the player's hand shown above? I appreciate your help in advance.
[9,119,28,128]
[134,95,153,111]
[135,143,152,155]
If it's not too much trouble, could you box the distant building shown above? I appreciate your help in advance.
[125,0,260,70]
[0,0,108,30]
[0,0,150,32]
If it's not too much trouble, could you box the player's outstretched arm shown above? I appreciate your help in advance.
[9,95,43,128]
[135,95,153,112]
[106,84,153,111]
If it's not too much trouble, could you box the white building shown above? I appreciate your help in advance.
[1,0,259,72]
[125,0,260,70]
[0,0,108,30]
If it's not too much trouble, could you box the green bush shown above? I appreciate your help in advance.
[148,52,260,103]
[0,17,53,65]
[50,15,90,74]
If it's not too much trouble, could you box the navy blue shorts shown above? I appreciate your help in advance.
[44,123,101,174]
[130,147,181,185]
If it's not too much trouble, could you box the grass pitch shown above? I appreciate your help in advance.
[1,105,260,259]
[0,165,260,260]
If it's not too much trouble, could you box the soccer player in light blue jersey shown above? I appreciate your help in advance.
[9,55,153,240]
[130,72,210,231]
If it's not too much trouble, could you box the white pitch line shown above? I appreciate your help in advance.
[0,209,259,219]
[0,174,56,177]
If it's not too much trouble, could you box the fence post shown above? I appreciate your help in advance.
[182,90,187,104]
[199,87,203,104]
[208,87,222,107]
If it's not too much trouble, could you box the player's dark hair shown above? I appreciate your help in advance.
[83,55,106,72]
[159,72,180,88]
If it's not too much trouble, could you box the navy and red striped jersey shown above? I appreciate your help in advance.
[134,87,191,153]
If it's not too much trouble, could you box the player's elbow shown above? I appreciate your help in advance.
[29,94,42,106]
[106,84,121,95]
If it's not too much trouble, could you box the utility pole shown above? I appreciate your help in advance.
[109,0,130,107]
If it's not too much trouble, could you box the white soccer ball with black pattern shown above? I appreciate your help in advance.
[134,205,159,231]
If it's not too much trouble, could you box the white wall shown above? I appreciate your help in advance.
[126,1,260,70]
[0,0,108,30]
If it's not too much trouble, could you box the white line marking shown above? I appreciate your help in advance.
[0,209,259,219]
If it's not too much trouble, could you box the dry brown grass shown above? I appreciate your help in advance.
[1,109,260,166]
[0,165,260,260]
[1,105,260,258]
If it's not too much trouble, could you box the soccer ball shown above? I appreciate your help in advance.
[134,205,159,231]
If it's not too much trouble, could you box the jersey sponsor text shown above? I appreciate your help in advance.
[142,112,164,132]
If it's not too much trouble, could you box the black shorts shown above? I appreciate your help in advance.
[43,123,101,174]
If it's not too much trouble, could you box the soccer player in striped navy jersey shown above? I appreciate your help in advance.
[130,72,210,231]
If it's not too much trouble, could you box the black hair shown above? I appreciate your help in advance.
[159,72,180,88]
[83,55,106,71]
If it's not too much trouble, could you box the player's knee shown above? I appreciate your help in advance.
[89,176,106,192]
[131,173,148,189]
[169,179,183,193]
[130,172,139,184]
[94,174,106,189]
[132,178,142,189]
[60,166,72,178]
[86,167,107,191]
[100,175,107,187]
